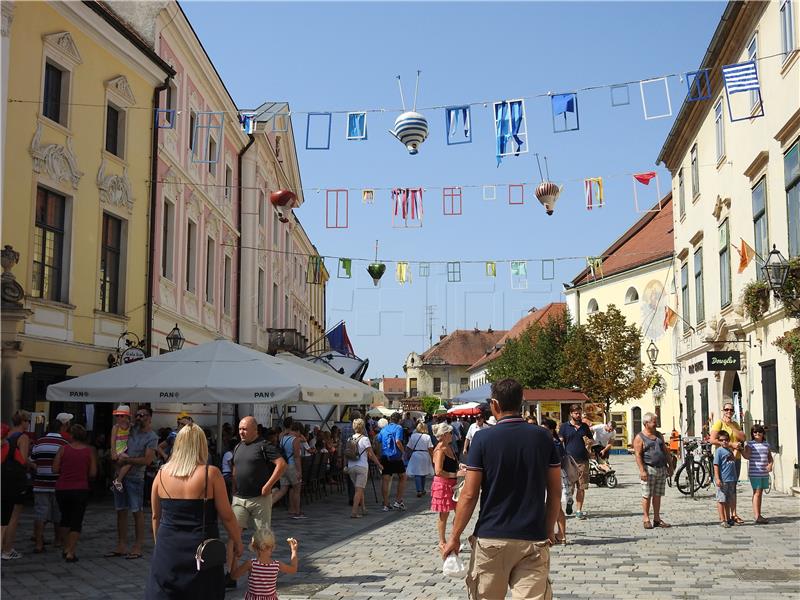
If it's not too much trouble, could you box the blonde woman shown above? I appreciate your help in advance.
[346,419,382,518]
[146,423,243,599]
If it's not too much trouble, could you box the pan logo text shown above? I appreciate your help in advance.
[254,392,275,398]
[159,392,180,398]
[69,391,89,397]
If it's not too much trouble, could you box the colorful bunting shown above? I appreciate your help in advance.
[419,262,430,277]
[511,260,528,289]
[584,177,604,210]
[494,99,528,165]
[508,184,525,206]
[346,112,368,140]
[639,77,673,120]
[485,261,496,277]
[337,258,352,279]
[685,69,711,102]
[447,262,461,282]
[306,256,324,284]
[392,188,423,228]
[325,189,348,228]
[445,106,471,145]
[396,261,411,284]
[663,306,678,330]
[443,187,463,216]
[483,185,496,201]
[362,189,375,204]
[305,112,332,150]
[722,60,764,121]
[633,172,663,213]
[551,92,579,133]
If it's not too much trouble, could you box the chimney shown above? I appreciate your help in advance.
[488,325,493,333]
[439,334,447,341]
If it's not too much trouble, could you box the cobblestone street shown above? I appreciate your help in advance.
[2,455,799,599]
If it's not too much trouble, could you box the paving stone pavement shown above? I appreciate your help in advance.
[2,455,799,599]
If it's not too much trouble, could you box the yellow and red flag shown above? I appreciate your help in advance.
[663,306,679,330]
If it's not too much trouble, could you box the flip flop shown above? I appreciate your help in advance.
[103,551,125,557]
[125,553,142,560]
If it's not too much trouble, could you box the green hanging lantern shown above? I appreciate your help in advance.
[367,262,386,286]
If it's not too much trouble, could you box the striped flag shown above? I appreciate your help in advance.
[722,61,760,94]
[663,306,679,330]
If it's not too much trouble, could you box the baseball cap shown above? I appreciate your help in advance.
[113,404,131,416]
[56,412,74,424]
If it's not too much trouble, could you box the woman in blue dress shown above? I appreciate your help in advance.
[146,424,243,599]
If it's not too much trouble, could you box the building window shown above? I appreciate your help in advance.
[272,209,279,246]
[224,166,233,202]
[284,295,289,327]
[258,191,266,227]
[685,385,695,437]
[284,230,290,254]
[678,168,685,218]
[714,99,725,162]
[189,111,196,151]
[185,220,197,292]
[719,219,731,307]
[699,379,709,430]
[786,140,800,257]
[409,378,418,397]
[433,377,442,393]
[747,34,758,110]
[161,200,174,280]
[781,0,796,58]
[694,248,705,324]
[272,283,279,326]
[223,255,232,316]
[100,213,122,314]
[105,103,125,158]
[207,138,217,176]
[624,287,639,304]
[752,177,769,280]
[32,187,66,301]
[257,269,265,324]
[164,80,177,127]
[586,299,599,314]
[42,62,67,125]
[460,378,469,393]
[690,144,699,199]
[205,237,215,304]
[761,360,779,450]
[680,262,690,332]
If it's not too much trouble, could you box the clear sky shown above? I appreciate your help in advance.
[182,1,726,378]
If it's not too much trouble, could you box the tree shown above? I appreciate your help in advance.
[487,310,572,389]
[559,304,653,419]
[419,396,443,416]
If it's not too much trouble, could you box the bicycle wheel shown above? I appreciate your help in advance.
[699,458,713,488]
[675,462,703,496]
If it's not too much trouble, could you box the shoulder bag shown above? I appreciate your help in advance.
[195,465,227,571]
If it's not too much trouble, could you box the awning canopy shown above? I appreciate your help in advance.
[46,340,363,406]
[276,352,385,405]
[451,383,492,404]
[447,401,486,416]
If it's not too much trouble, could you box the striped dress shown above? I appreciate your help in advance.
[746,441,771,477]
[245,559,280,600]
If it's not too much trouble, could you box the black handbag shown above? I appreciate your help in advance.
[195,465,227,571]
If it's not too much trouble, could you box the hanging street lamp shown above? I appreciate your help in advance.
[166,324,185,352]
[646,340,659,366]
[761,244,790,298]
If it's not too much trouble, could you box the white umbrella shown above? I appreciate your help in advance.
[46,340,362,406]
[447,401,486,416]
[366,406,396,418]
[277,352,381,405]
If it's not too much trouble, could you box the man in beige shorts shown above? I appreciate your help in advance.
[226,416,286,589]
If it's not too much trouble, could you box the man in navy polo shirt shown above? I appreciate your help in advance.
[559,404,593,519]
[442,379,561,600]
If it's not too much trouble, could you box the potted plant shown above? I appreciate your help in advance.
[775,327,800,402]
[778,257,800,319]
[741,280,771,323]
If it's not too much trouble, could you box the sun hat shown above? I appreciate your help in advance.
[113,404,131,416]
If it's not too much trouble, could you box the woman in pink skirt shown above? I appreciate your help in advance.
[430,423,460,550]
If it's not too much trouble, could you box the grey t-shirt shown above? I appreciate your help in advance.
[125,428,158,480]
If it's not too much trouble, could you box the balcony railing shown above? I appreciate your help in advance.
[266,328,308,355]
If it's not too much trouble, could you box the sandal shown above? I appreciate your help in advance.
[732,516,745,525]
[755,516,769,524]
[643,520,653,530]
[654,519,671,528]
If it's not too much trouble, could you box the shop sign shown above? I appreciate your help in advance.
[706,351,740,371]
[121,347,146,364]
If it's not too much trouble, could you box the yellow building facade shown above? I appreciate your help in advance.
[1,1,172,431]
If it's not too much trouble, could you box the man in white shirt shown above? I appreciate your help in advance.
[463,413,491,457]
[590,423,615,472]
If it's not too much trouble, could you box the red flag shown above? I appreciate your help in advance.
[663,306,678,330]
[737,239,756,274]
[634,172,657,185]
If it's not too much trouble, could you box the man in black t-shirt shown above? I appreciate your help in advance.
[442,379,561,600]
[559,404,593,519]
[225,416,286,588]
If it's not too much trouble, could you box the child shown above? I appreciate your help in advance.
[109,404,131,491]
[231,530,298,600]
[713,430,738,527]
[741,424,773,524]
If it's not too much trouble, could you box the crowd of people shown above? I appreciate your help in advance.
[0,390,778,599]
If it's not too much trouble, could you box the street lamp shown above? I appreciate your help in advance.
[166,324,185,352]
[646,340,659,366]
[761,244,789,298]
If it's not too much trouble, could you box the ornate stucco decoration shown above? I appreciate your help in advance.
[97,158,133,213]
[104,76,136,106]
[30,123,83,189]
[42,31,83,65]
[1,245,25,307]
[711,195,731,221]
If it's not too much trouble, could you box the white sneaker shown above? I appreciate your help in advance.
[1,549,22,560]
[391,500,406,511]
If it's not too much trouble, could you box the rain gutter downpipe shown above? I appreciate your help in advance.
[237,134,256,344]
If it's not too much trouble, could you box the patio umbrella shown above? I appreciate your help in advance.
[447,401,486,416]
[277,353,385,405]
[451,383,492,404]
[366,406,395,418]
[46,339,363,406]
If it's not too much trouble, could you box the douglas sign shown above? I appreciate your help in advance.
[706,351,741,371]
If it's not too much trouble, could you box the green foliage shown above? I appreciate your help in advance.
[777,257,800,319]
[419,396,442,416]
[487,310,572,389]
[774,328,800,403]
[559,304,653,418]
[741,280,771,323]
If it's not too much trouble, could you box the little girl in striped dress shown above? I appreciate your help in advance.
[231,530,299,600]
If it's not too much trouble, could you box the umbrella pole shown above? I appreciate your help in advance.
[216,403,223,466]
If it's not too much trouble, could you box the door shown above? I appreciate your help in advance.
[631,407,642,437]
[611,412,628,448]
[760,361,778,451]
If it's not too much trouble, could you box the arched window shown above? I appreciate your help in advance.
[587,299,599,314]
[625,286,639,304]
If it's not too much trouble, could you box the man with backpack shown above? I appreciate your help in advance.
[376,413,407,512]
[225,416,286,589]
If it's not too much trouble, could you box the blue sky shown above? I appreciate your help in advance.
[182,1,726,378]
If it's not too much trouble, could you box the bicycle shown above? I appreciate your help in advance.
[674,439,713,496]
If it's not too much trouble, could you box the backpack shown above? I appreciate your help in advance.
[344,434,364,461]
[380,425,400,459]
[1,433,28,493]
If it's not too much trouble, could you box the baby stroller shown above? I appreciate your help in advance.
[588,457,617,488]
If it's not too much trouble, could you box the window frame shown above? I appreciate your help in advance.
[272,282,279,327]
[681,262,690,333]
[690,144,700,199]
[678,167,685,218]
[719,219,732,308]
[207,137,217,176]
[786,139,800,257]
[185,219,197,293]
[752,177,769,280]
[40,32,80,130]
[624,287,639,304]
[205,236,215,304]
[42,61,67,125]
[224,164,233,203]
[587,299,599,314]
[258,191,266,227]
[685,385,695,437]
[747,33,759,110]
[713,99,725,163]
[161,199,175,280]
[99,212,123,314]
[104,102,126,158]
[433,377,442,394]
[223,254,232,316]
[694,247,705,324]
[32,186,67,302]
[780,0,796,59]
[257,268,265,324]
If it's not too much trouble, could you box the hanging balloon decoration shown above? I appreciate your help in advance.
[390,71,429,155]
[270,190,297,223]
[366,240,386,286]
[534,154,562,216]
